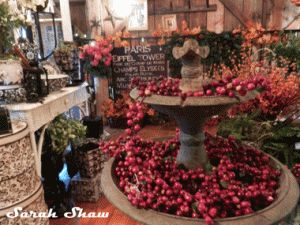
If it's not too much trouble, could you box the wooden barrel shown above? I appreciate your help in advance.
[0,122,49,224]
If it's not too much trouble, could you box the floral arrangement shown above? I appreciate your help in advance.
[232,22,280,48]
[114,30,131,47]
[225,57,300,121]
[79,36,113,78]
[101,92,153,119]
[48,115,87,155]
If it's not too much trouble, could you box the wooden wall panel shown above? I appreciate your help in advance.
[223,0,244,31]
[262,0,272,28]
[83,0,287,40]
[69,0,88,34]
[207,0,224,33]
[148,0,156,34]
[172,0,188,32]
[154,0,167,32]
[272,0,284,29]
[244,0,263,24]
[190,0,207,30]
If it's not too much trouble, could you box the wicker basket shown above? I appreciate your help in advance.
[75,138,107,178]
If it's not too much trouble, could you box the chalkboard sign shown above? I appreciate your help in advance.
[111,45,167,99]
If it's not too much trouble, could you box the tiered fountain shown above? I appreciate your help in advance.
[101,39,299,225]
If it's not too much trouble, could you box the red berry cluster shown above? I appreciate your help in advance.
[291,164,300,183]
[124,103,145,136]
[99,131,280,224]
[131,76,182,97]
[291,0,300,6]
[203,75,271,97]
[130,75,271,100]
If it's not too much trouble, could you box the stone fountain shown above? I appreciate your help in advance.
[131,39,256,172]
[101,39,299,225]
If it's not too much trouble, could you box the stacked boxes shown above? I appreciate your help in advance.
[76,146,107,178]
[71,172,102,203]
[70,138,108,202]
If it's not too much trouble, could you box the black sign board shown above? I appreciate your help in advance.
[111,45,167,99]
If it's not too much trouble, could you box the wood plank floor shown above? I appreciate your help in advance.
[49,121,217,225]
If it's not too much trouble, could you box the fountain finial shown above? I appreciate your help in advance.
[173,39,211,93]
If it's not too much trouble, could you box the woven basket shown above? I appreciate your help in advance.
[75,138,107,178]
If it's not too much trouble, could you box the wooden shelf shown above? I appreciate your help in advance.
[149,4,217,15]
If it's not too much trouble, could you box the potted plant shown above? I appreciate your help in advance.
[53,41,79,72]
[47,115,87,156]
[42,115,86,181]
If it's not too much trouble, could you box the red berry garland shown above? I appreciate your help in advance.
[131,75,271,101]
[100,131,280,224]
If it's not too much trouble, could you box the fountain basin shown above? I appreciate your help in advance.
[101,152,299,225]
[130,88,258,171]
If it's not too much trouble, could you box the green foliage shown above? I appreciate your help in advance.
[83,60,112,78]
[165,30,244,78]
[165,33,184,78]
[0,3,25,53]
[55,41,77,54]
[261,122,300,168]
[217,110,272,144]
[48,115,87,155]
[0,54,19,60]
[218,109,300,168]
[267,31,300,72]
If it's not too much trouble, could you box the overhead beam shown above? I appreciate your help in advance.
[218,0,252,27]
[149,4,217,15]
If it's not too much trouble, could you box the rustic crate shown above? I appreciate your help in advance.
[70,172,102,202]
[75,138,107,178]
